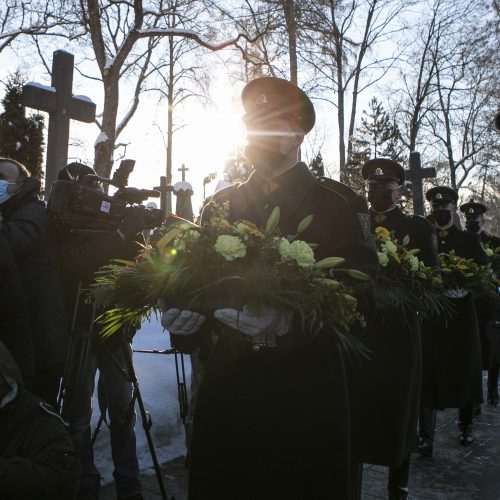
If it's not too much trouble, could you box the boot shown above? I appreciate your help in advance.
[487,366,499,406]
[417,409,436,457]
[388,487,409,500]
[473,403,482,417]
[458,407,475,446]
[487,383,499,406]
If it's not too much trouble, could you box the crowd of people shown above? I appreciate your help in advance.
[0,77,499,500]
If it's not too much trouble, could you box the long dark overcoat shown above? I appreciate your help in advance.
[420,224,487,409]
[348,207,437,466]
[172,163,379,500]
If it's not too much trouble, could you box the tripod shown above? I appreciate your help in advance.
[58,284,174,500]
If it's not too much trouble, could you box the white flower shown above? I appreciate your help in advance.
[485,247,494,257]
[289,240,315,267]
[377,251,389,267]
[406,255,419,272]
[214,235,246,261]
[277,237,292,260]
[382,241,397,254]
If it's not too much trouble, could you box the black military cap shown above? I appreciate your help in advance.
[241,77,316,134]
[361,158,405,184]
[460,200,487,215]
[425,186,458,204]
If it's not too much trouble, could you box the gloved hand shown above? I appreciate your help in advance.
[117,207,146,241]
[213,305,292,337]
[159,301,206,335]
[444,288,469,299]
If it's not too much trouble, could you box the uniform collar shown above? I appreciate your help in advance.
[247,161,315,200]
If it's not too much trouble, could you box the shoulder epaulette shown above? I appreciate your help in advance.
[408,214,436,232]
[39,401,69,427]
[315,177,360,204]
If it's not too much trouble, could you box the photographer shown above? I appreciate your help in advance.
[54,163,146,500]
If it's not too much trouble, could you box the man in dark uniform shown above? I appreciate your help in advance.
[349,158,438,500]
[460,200,500,406]
[418,186,488,455]
[160,77,379,500]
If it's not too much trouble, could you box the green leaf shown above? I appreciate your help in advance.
[265,206,281,234]
[296,214,314,236]
[346,269,371,281]
[314,256,345,269]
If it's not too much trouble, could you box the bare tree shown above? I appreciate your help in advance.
[301,0,407,181]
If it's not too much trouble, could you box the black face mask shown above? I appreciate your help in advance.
[245,143,287,180]
[465,220,481,233]
[368,187,396,213]
[433,209,452,226]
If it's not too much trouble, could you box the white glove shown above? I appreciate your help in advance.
[160,307,206,336]
[213,305,292,337]
[444,288,469,299]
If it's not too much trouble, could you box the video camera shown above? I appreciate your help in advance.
[48,159,164,232]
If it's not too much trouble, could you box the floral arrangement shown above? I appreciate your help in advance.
[439,250,499,301]
[483,243,500,277]
[91,204,369,348]
[373,226,447,319]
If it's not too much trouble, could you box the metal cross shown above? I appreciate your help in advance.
[178,163,189,182]
[406,151,436,216]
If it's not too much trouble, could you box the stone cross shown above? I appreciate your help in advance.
[178,163,189,182]
[154,176,174,216]
[21,50,96,198]
[406,151,436,216]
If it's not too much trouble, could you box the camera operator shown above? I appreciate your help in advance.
[55,162,146,500]
[0,157,67,406]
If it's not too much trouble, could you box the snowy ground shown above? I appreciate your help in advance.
[91,317,191,484]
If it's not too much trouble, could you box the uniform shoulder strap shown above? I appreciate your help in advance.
[315,177,361,204]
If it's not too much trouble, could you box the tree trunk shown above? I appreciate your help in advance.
[283,0,298,85]
[94,75,119,178]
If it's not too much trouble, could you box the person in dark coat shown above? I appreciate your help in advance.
[54,163,146,500]
[0,339,79,500]
[460,200,500,406]
[0,233,35,388]
[160,77,379,500]
[0,157,67,406]
[418,186,488,455]
[349,158,438,500]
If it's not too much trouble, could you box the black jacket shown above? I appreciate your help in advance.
[348,207,438,466]
[421,222,487,408]
[172,163,379,500]
[0,235,35,386]
[0,341,79,500]
[0,178,67,371]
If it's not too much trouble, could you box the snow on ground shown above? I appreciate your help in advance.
[91,317,191,484]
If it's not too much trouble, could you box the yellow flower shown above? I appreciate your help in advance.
[210,217,232,230]
[289,240,315,267]
[375,226,390,241]
[236,220,265,238]
[214,235,246,261]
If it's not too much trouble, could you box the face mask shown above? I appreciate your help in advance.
[465,220,481,233]
[245,142,288,181]
[368,186,398,213]
[0,180,13,205]
[433,209,452,227]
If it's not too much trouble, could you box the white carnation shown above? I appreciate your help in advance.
[377,251,389,267]
[214,235,246,261]
[289,240,315,267]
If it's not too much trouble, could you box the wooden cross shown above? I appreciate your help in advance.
[21,50,96,198]
[154,176,174,216]
[178,163,189,182]
[406,151,436,216]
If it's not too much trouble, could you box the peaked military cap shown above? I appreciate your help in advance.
[425,186,458,204]
[241,77,316,134]
[460,200,487,215]
[361,158,405,184]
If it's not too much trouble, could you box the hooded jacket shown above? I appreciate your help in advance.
[0,341,79,500]
[0,177,67,370]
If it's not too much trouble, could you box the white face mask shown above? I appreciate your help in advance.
[0,180,15,204]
